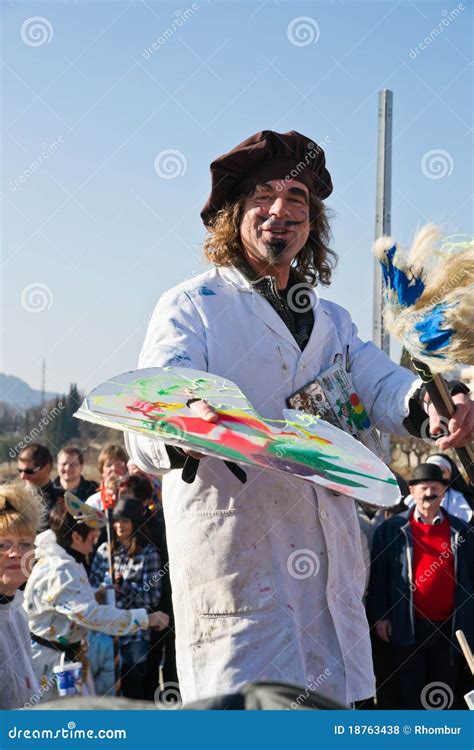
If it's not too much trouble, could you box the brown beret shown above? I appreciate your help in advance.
[200,129,333,227]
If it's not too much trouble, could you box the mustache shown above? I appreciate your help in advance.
[260,217,305,228]
[423,495,440,502]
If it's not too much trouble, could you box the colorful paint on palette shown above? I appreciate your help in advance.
[75,367,400,507]
[76,367,399,507]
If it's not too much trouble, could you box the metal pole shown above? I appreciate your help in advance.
[101,484,122,697]
[105,507,122,697]
[373,89,393,353]
[373,90,393,460]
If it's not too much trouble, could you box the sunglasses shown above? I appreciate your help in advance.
[17,466,41,476]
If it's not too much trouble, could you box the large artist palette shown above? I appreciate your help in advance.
[75,367,400,507]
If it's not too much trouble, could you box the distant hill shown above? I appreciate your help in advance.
[0,373,58,410]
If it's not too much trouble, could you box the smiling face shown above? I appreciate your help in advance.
[410,480,446,517]
[58,451,82,484]
[0,534,36,594]
[240,179,310,272]
[17,457,51,488]
[113,518,133,543]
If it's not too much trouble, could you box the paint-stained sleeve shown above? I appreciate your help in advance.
[126,287,208,474]
[49,562,149,636]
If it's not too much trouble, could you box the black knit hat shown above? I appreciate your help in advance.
[112,496,144,522]
[200,129,333,227]
[408,464,449,486]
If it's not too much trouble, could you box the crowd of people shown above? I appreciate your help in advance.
[1,442,175,708]
[2,129,473,712]
[0,439,472,709]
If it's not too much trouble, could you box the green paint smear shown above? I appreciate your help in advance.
[127,374,242,402]
[151,421,369,488]
[115,372,398,490]
[267,441,395,487]
[133,379,183,399]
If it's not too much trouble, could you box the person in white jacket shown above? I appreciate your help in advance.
[24,497,168,702]
[126,130,473,706]
[0,481,44,709]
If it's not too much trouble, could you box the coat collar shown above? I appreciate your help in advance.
[217,265,325,356]
[397,506,466,534]
[35,529,75,562]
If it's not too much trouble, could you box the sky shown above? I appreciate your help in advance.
[2,0,472,398]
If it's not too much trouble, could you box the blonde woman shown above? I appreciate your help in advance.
[0,481,44,709]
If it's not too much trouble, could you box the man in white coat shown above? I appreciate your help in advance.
[126,130,473,706]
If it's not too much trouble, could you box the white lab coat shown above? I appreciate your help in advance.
[0,591,39,709]
[126,265,418,705]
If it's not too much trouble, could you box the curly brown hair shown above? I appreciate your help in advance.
[203,189,337,286]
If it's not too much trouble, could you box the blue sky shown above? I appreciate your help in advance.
[2,0,472,396]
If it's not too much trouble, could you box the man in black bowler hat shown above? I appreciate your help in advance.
[368,463,474,708]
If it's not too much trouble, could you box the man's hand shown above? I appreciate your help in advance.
[148,611,170,631]
[181,399,219,459]
[427,394,474,449]
[375,619,392,643]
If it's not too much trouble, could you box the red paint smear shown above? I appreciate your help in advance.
[126,404,333,454]
[127,400,158,416]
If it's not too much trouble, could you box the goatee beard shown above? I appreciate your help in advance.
[264,238,288,261]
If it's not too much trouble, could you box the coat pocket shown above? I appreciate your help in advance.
[180,509,276,617]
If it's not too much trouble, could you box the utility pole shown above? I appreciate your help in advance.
[373,89,393,460]
[373,89,393,353]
